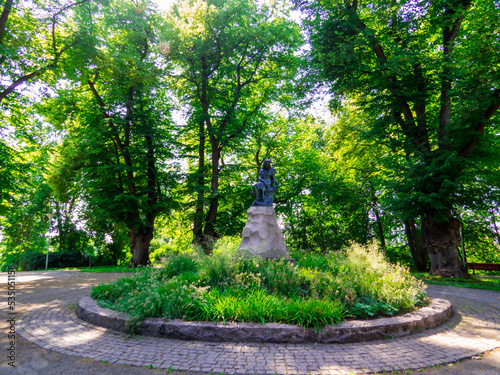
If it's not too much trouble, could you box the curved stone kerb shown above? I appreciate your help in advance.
[77,297,453,344]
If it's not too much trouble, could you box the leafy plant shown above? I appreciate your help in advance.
[161,253,198,279]
[91,242,426,331]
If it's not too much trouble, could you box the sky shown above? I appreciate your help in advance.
[154,0,175,10]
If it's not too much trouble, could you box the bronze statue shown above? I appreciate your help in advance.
[252,159,275,206]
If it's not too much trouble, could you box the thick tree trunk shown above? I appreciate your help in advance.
[202,141,221,254]
[420,212,469,278]
[193,119,206,245]
[404,218,428,272]
[128,226,154,266]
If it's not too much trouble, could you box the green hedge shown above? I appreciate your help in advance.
[6,251,90,271]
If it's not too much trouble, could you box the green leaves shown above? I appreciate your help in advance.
[164,0,304,247]
[297,0,500,220]
[90,242,424,329]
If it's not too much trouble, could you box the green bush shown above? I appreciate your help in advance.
[91,283,123,300]
[261,258,304,296]
[91,242,426,331]
[1,250,91,271]
[198,251,235,289]
[160,253,198,279]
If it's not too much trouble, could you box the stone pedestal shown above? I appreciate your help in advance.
[239,206,288,259]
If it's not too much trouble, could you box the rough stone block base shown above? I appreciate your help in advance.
[76,296,454,343]
[239,206,288,258]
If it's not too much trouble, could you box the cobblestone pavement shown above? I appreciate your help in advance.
[1,270,500,374]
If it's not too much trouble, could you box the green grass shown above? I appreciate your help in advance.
[91,242,427,331]
[29,265,134,273]
[34,267,82,271]
[413,272,500,291]
[79,265,135,273]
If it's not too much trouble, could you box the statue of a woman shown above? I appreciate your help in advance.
[252,159,275,206]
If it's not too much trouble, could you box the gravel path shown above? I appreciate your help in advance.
[0,270,499,375]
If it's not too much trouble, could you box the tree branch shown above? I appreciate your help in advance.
[0,0,13,45]
[0,71,38,102]
[347,5,430,154]
[458,88,500,158]
[1,0,89,102]
[438,0,472,148]
[88,79,137,196]
[124,86,135,148]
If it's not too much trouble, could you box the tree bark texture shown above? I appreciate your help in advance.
[193,119,206,245]
[202,138,221,254]
[128,227,154,266]
[420,213,468,278]
[404,218,428,272]
[0,0,13,45]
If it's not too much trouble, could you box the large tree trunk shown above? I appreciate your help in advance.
[128,226,154,266]
[404,218,428,272]
[202,141,221,254]
[420,212,469,278]
[193,119,206,245]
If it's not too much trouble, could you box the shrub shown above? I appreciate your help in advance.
[4,250,91,271]
[91,241,426,331]
[261,258,304,296]
[91,283,122,300]
[160,252,198,279]
[198,251,236,289]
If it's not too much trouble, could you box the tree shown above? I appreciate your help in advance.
[327,100,429,271]
[165,0,302,253]
[0,123,53,270]
[0,0,90,103]
[296,0,500,277]
[277,117,372,251]
[43,0,177,266]
[325,101,388,248]
[235,114,372,252]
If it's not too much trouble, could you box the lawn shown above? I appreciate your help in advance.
[413,272,500,291]
[79,265,135,273]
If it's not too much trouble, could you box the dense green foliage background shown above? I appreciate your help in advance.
[1,0,499,272]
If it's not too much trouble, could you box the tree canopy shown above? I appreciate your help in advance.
[1,0,499,274]
[294,0,500,277]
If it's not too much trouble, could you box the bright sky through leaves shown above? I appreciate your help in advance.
[154,0,175,10]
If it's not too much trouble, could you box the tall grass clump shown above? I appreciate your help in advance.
[91,241,426,331]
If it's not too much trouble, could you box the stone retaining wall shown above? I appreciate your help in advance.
[77,297,453,343]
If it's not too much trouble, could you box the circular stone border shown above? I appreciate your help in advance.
[77,296,453,344]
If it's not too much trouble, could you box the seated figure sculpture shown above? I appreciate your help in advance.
[252,159,275,206]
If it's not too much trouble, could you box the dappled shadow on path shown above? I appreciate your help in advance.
[8,271,500,374]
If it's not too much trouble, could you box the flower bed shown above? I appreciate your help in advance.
[91,243,427,331]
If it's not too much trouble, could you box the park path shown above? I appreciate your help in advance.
[0,270,499,375]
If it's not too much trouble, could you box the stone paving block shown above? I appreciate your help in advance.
[16,282,500,375]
